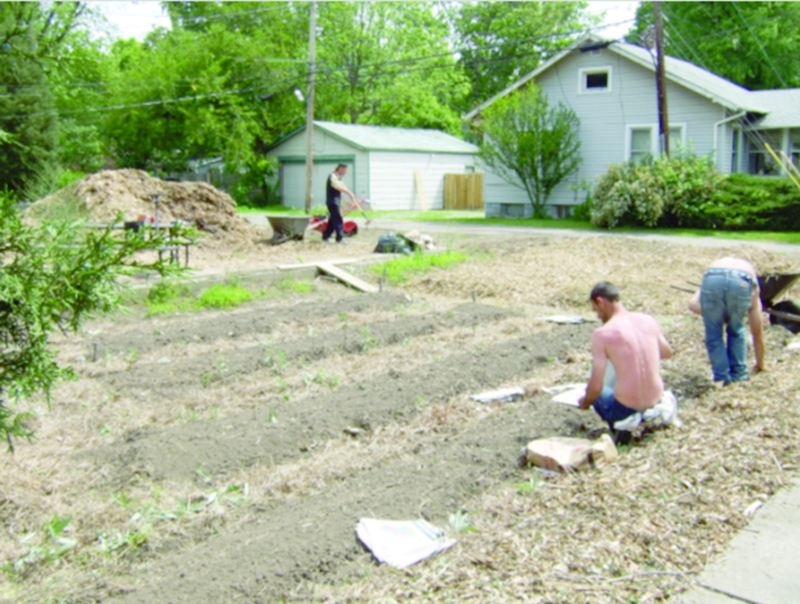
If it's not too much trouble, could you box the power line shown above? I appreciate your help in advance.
[2,14,637,97]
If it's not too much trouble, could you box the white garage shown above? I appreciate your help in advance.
[266,121,479,211]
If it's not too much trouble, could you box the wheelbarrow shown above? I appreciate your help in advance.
[266,200,371,244]
[308,199,372,239]
[758,272,800,334]
[265,215,315,244]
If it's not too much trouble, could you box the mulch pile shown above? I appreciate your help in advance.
[28,169,269,251]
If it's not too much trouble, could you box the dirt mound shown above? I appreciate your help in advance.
[29,169,267,251]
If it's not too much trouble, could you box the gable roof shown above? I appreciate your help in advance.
[464,32,796,122]
[269,121,478,155]
[746,89,800,129]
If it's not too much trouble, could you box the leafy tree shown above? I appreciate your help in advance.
[99,4,306,174]
[629,2,800,90]
[314,2,469,133]
[477,85,581,218]
[454,1,590,110]
[0,2,90,192]
[0,193,188,451]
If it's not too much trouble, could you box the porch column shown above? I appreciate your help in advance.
[782,128,791,176]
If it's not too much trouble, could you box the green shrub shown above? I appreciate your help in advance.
[705,174,800,231]
[591,149,723,229]
[570,195,593,222]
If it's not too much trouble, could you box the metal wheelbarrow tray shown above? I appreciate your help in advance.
[758,272,800,334]
[265,215,312,244]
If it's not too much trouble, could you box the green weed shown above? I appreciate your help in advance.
[261,346,289,373]
[515,472,541,494]
[448,510,479,533]
[369,250,469,285]
[360,326,378,352]
[2,513,77,579]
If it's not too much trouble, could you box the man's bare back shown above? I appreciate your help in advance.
[579,282,673,415]
[593,312,667,410]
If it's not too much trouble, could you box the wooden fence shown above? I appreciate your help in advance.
[443,173,484,210]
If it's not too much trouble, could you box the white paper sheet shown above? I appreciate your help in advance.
[356,518,455,569]
[469,386,525,403]
[542,315,586,324]
[542,383,586,407]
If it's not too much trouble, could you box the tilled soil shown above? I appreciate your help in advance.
[72,293,597,603]
[4,225,799,604]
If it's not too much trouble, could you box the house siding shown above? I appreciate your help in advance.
[369,151,474,210]
[483,46,731,217]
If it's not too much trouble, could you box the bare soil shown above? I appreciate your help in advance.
[2,215,800,604]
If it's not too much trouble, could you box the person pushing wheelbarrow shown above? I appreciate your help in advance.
[322,163,361,244]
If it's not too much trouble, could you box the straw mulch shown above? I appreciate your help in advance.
[317,341,800,603]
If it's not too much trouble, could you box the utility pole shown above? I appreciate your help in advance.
[304,1,317,213]
[654,1,669,156]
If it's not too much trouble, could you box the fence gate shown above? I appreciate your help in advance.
[443,173,484,210]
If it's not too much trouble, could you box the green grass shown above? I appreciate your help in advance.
[369,249,469,285]
[238,207,800,244]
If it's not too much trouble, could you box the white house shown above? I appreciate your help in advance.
[265,121,479,210]
[465,33,800,219]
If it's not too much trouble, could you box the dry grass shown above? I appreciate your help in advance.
[1,233,799,603]
[312,323,800,604]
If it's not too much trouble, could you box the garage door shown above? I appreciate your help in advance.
[282,162,355,210]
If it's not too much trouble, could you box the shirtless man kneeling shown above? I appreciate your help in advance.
[578,282,675,433]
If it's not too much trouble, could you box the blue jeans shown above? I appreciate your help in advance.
[593,387,639,426]
[700,267,754,384]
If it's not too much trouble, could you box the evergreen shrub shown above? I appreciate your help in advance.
[705,174,800,231]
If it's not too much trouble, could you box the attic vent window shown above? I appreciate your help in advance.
[579,66,612,94]
[586,72,607,88]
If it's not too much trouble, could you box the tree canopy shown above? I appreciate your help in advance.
[0,2,89,192]
[477,85,581,218]
[455,1,590,110]
[629,1,800,90]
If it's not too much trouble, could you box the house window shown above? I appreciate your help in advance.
[626,124,686,161]
[579,66,612,94]
[747,135,781,175]
[630,128,652,163]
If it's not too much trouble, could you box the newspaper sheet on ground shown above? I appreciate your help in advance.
[542,383,586,407]
[355,518,456,569]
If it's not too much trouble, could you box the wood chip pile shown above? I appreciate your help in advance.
[29,169,267,251]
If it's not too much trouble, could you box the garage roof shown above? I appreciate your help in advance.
[271,121,478,155]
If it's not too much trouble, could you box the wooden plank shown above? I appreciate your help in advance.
[317,262,379,293]
[414,169,428,211]
[278,258,361,270]
[467,173,484,209]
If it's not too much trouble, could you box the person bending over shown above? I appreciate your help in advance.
[688,257,765,385]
